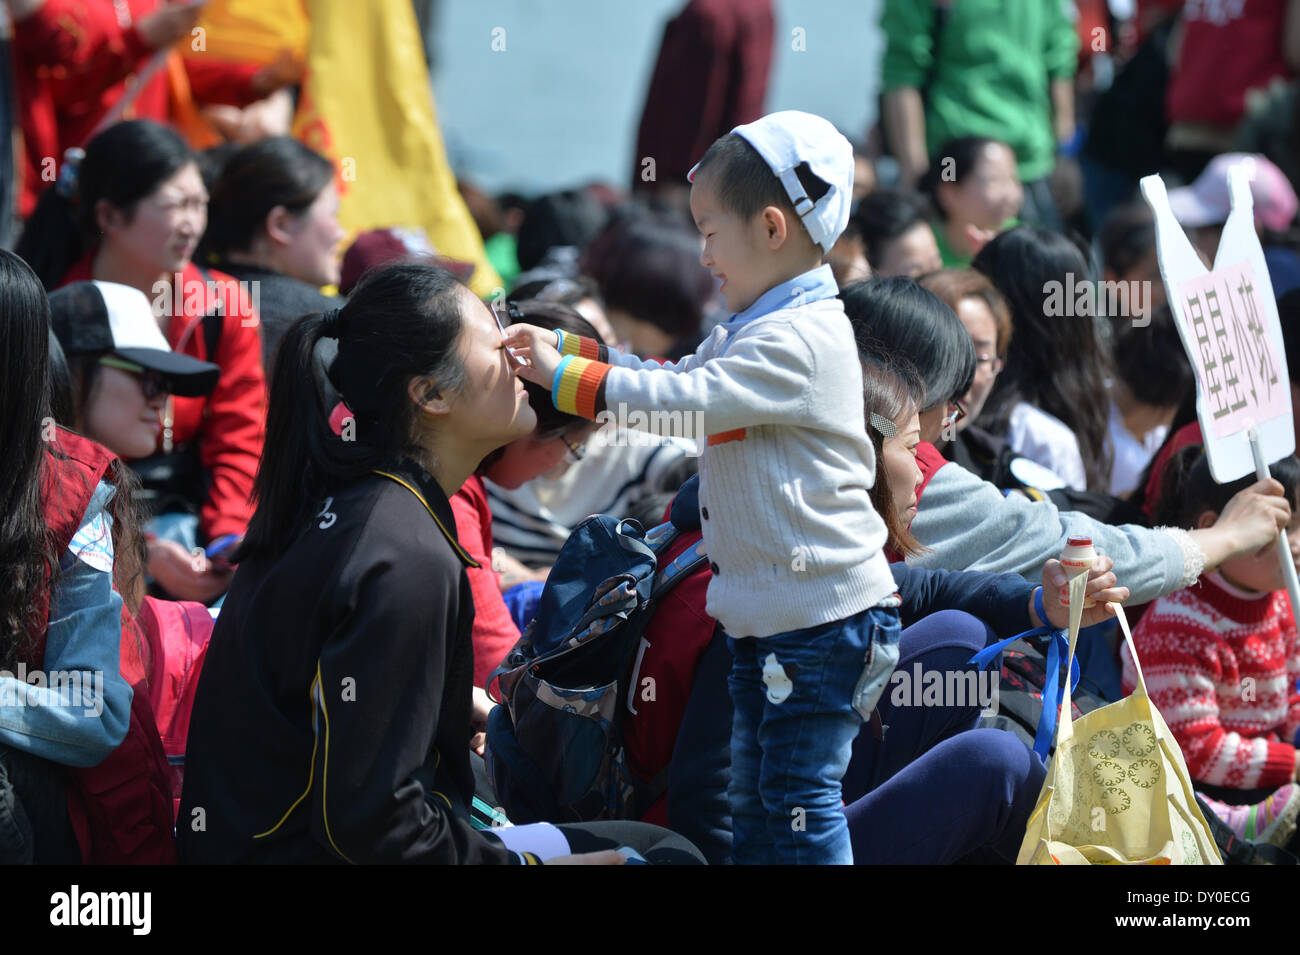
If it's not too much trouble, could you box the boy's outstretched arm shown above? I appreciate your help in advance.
[508,321,828,439]
[505,324,702,386]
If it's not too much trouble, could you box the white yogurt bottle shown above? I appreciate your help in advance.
[1059,536,1097,609]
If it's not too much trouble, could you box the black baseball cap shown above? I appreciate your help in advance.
[48,281,220,398]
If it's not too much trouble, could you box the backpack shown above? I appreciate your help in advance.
[484,514,708,824]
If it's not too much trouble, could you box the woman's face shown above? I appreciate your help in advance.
[940,143,1023,231]
[882,408,924,524]
[82,364,165,460]
[442,288,537,449]
[877,223,942,279]
[101,162,207,278]
[277,183,346,288]
[955,295,1000,428]
[484,420,600,489]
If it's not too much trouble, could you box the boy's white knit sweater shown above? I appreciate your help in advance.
[591,296,896,637]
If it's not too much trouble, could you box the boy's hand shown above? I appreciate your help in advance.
[1036,556,1129,630]
[503,324,563,388]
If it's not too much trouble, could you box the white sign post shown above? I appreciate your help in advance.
[1141,162,1300,620]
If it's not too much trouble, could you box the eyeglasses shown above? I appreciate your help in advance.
[99,355,167,400]
[491,301,524,368]
[975,353,1005,374]
[558,432,586,463]
[941,400,967,428]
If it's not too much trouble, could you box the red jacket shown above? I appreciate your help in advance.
[1167,0,1293,128]
[885,441,949,562]
[10,0,262,216]
[61,257,267,540]
[632,0,773,188]
[451,474,522,688]
[624,526,716,827]
[37,426,176,863]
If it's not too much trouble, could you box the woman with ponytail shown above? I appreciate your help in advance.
[19,120,267,604]
[177,264,698,864]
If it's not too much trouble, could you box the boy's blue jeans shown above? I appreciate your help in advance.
[727,603,902,865]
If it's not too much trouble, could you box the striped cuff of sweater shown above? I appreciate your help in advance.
[556,329,606,361]
[551,355,609,419]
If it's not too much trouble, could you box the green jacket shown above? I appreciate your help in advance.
[881,0,1078,183]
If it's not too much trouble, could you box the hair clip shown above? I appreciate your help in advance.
[869,412,897,438]
[55,147,85,202]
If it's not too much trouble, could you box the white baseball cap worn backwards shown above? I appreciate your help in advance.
[688,110,855,254]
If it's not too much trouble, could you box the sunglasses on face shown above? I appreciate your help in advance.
[99,355,167,400]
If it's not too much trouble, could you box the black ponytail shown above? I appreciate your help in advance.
[16,120,196,289]
[1153,444,1300,529]
[239,264,470,560]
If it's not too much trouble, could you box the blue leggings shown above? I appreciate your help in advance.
[842,610,1046,864]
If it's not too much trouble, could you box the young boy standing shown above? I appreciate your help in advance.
[505,111,900,864]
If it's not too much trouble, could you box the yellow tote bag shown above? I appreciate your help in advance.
[1017,574,1221,865]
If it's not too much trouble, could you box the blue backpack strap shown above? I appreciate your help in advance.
[970,626,1080,762]
[651,537,708,599]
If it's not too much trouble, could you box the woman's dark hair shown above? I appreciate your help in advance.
[919,267,1013,356]
[1154,444,1300,530]
[508,273,602,308]
[854,190,932,271]
[840,277,976,411]
[17,120,198,289]
[48,329,74,427]
[1277,287,1300,386]
[0,251,59,669]
[1098,202,1157,278]
[972,227,1114,491]
[241,264,471,560]
[918,136,1004,221]
[580,210,712,341]
[1127,384,1198,517]
[515,188,611,272]
[201,136,335,261]
[860,352,927,559]
[1111,304,1193,408]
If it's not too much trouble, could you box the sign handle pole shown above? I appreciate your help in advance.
[1248,427,1300,625]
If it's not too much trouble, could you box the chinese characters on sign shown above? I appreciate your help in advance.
[1177,261,1286,440]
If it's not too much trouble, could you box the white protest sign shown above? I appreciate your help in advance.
[1141,162,1294,483]
[1143,162,1299,627]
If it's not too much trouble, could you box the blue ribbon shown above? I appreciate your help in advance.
[970,626,1080,762]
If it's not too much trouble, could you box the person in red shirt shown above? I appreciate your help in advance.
[8,0,294,218]
[1165,0,1300,179]
[19,119,266,603]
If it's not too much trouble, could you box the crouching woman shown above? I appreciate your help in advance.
[177,265,669,864]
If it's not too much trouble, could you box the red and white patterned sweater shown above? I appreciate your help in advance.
[1121,574,1300,790]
